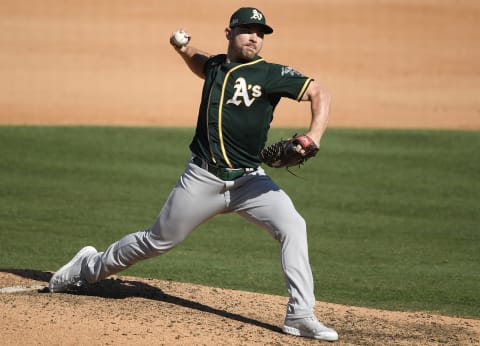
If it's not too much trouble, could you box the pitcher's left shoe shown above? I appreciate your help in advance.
[49,246,97,293]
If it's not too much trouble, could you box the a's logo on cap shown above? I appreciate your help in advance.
[250,9,263,21]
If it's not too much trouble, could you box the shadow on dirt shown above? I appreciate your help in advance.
[0,268,52,283]
[0,268,282,334]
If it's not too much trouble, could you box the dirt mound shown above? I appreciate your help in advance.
[1,271,479,345]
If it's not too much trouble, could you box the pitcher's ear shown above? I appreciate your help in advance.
[225,27,232,40]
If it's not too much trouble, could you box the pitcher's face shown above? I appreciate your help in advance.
[226,25,265,62]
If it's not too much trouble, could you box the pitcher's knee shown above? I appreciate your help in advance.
[275,214,307,241]
[147,222,190,253]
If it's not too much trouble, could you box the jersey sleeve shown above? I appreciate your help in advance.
[203,54,226,76]
[265,63,313,101]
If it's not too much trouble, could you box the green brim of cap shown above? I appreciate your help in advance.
[230,23,273,34]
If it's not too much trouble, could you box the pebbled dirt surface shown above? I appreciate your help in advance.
[1,271,479,346]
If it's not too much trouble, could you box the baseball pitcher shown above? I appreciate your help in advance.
[49,7,337,342]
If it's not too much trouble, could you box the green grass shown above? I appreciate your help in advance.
[1,126,479,318]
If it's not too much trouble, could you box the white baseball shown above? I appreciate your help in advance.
[173,31,189,47]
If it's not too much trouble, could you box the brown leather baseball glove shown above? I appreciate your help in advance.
[260,134,319,168]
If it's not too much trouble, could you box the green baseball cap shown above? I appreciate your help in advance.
[229,7,273,34]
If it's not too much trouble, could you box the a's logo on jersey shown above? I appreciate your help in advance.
[226,77,262,107]
[250,9,263,21]
[281,66,305,77]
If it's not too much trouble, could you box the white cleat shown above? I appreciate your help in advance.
[282,315,338,341]
[48,246,97,293]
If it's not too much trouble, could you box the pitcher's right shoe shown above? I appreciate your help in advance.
[49,246,97,293]
[282,315,338,341]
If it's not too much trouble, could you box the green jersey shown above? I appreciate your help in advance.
[189,54,312,168]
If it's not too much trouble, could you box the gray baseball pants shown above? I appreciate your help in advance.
[82,157,316,318]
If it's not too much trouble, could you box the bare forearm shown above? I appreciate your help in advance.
[173,45,211,79]
[302,81,331,146]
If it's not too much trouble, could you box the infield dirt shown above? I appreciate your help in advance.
[1,0,479,129]
[1,0,479,345]
[1,271,479,345]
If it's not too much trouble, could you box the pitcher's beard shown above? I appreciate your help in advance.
[241,46,258,60]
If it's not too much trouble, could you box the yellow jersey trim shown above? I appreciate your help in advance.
[296,78,313,101]
[217,58,265,168]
